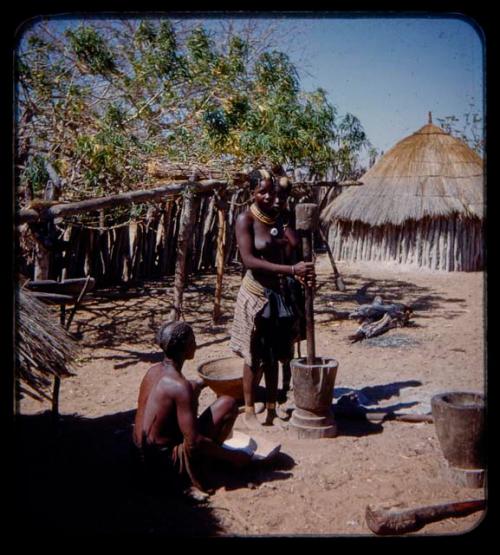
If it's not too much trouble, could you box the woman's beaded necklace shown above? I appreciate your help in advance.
[250,203,281,236]
[250,203,277,226]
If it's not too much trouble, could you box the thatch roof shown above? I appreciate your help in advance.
[16,289,78,402]
[321,122,484,227]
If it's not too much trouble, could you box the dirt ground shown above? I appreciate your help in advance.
[16,254,487,538]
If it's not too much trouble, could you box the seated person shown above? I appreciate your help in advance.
[133,320,251,494]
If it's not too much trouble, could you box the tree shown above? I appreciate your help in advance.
[16,17,369,206]
[437,100,484,157]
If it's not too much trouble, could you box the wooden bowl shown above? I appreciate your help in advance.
[197,357,244,400]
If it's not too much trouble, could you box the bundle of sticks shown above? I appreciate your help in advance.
[347,295,412,343]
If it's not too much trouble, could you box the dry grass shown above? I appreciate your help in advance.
[321,123,484,227]
[16,289,78,402]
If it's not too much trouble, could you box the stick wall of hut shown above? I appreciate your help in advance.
[326,216,483,271]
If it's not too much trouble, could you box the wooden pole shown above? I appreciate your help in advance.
[169,185,200,321]
[160,199,173,274]
[34,180,57,280]
[197,195,216,271]
[212,194,228,323]
[34,242,50,280]
[366,499,485,536]
[18,179,224,224]
[318,227,346,291]
[52,304,66,418]
[295,203,318,365]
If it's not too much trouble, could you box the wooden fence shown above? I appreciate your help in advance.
[53,188,249,285]
[18,177,350,321]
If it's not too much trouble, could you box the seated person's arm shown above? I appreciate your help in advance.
[188,377,207,408]
[175,384,250,467]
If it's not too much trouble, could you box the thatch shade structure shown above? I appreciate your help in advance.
[321,118,484,271]
[16,289,77,403]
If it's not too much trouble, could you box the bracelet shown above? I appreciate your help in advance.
[291,265,296,276]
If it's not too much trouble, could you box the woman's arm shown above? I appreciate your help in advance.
[284,226,299,261]
[235,212,294,276]
[236,212,314,280]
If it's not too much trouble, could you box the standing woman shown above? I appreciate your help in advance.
[230,169,315,428]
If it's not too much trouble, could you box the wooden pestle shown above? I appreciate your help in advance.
[295,203,318,366]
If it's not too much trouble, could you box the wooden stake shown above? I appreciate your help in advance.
[170,186,200,321]
[212,195,228,323]
[366,499,485,536]
[318,227,345,291]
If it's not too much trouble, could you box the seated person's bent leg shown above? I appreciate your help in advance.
[198,395,239,444]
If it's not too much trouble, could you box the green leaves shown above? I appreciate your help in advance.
[135,20,183,80]
[102,104,126,129]
[134,20,157,45]
[186,26,215,69]
[65,26,116,75]
[203,109,229,135]
[20,155,49,195]
[16,19,370,203]
[255,51,299,96]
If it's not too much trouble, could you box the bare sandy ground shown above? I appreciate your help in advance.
[17,254,487,537]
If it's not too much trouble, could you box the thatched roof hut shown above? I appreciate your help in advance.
[16,289,77,404]
[321,117,484,271]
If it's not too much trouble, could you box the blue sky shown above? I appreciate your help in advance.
[288,16,484,157]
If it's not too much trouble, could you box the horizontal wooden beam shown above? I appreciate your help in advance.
[24,277,96,296]
[28,291,77,304]
[296,180,363,188]
[17,178,363,225]
[17,179,226,224]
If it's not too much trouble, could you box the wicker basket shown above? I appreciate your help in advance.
[197,356,244,400]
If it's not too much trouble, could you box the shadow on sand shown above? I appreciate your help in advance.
[331,380,425,438]
[316,274,467,321]
[14,409,294,537]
